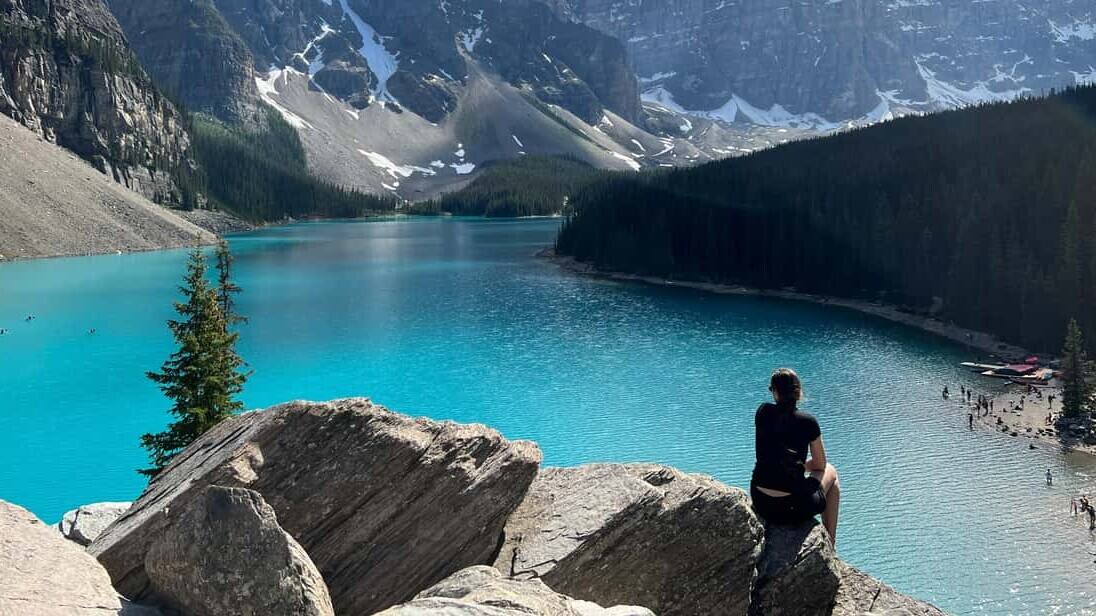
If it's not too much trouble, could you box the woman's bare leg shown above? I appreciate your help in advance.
[810,463,841,548]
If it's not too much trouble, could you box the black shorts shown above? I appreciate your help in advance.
[750,477,827,525]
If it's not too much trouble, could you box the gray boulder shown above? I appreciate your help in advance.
[90,398,542,615]
[375,566,654,616]
[59,502,132,547]
[145,486,333,616]
[834,563,947,616]
[751,522,841,615]
[494,464,764,616]
[0,500,153,615]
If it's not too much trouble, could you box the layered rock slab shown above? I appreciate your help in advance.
[0,500,135,615]
[751,522,841,616]
[90,398,542,615]
[376,565,653,616]
[145,486,333,616]
[834,563,947,616]
[494,463,764,616]
[59,502,132,547]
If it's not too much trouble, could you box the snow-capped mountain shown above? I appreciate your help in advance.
[106,0,726,198]
[548,0,1096,129]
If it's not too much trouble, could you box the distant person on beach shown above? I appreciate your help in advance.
[943,386,950,400]
[1073,499,1080,516]
[969,413,974,430]
[750,368,841,547]
[1046,469,1053,487]
[1089,507,1095,531]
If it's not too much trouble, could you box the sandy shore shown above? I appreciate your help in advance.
[950,382,1096,456]
[542,250,1033,360]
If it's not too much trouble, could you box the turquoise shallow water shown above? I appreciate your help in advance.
[2,218,1096,614]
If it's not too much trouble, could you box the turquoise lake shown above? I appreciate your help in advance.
[2,218,1095,614]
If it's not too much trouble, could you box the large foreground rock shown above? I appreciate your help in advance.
[90,398,541,615]
[494,464,764,616]
[145,486,333,616]
[834,563,946,616]
[751,522,841,616]
[0,500,148,615]
[376,566,654,616]
[59,503,132,547]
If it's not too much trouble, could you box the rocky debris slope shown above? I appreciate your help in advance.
[550,0,1096,129]
[0,114,215,261]
[0,500,154,615]
[89,398,542,616]
[145,485,333,616]
[0,0,195,205]
[59,502,131,547]
[378,566,654,616]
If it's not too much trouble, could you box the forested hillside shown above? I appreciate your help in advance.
[556,86,1096,353]
[188,109,395,222]
[410,157,603,217]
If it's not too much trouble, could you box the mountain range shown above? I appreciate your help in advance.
[2,0,1096,209]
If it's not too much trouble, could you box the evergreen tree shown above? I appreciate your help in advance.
[1060,319,1093,421]
[140,248,249,478]
[215,240,245,329]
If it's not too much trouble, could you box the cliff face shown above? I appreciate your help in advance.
[0,0,195,204]
[549,0,1096,127]
[105,0,262,125]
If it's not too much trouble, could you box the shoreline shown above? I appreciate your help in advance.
[540,249,1034,360]
[540,250,1096,458]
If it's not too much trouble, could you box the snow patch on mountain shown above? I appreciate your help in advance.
[256,69,314,129]
[1049,18,1096,43]
[358,150,437,178]
[641,86,844,131]
[1074,68,1096,85]
[915,59,1029,107]
[293,22,336,78]
[336,0,399,103]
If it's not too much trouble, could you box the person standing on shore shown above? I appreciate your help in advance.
[969,412,974,430]
[1046,468,1053,486]
[1073,498,1080,516]
[943,386,950,400]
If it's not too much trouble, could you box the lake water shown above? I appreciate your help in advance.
[1,218,1095,614]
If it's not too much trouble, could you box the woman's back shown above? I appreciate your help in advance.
[751,402,821,492]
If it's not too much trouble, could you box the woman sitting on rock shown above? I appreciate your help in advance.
[750,368,841,547]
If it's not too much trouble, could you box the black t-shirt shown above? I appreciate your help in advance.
[751,402,822,492]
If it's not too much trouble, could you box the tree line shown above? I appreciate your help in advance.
[409,156,602,217]
[557,85,1096,355]
[186,109,397,222]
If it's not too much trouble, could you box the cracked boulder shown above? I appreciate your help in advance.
[493,463,764,616]
[376,565,654,616]
[89,398,542,615]
[59,502,132,547]
[145,486,333,616]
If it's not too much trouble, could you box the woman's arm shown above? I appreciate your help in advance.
[805,436,827,472]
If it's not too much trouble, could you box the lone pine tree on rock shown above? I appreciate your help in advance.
[1059,318,1094,421]
[140,247,249,478]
